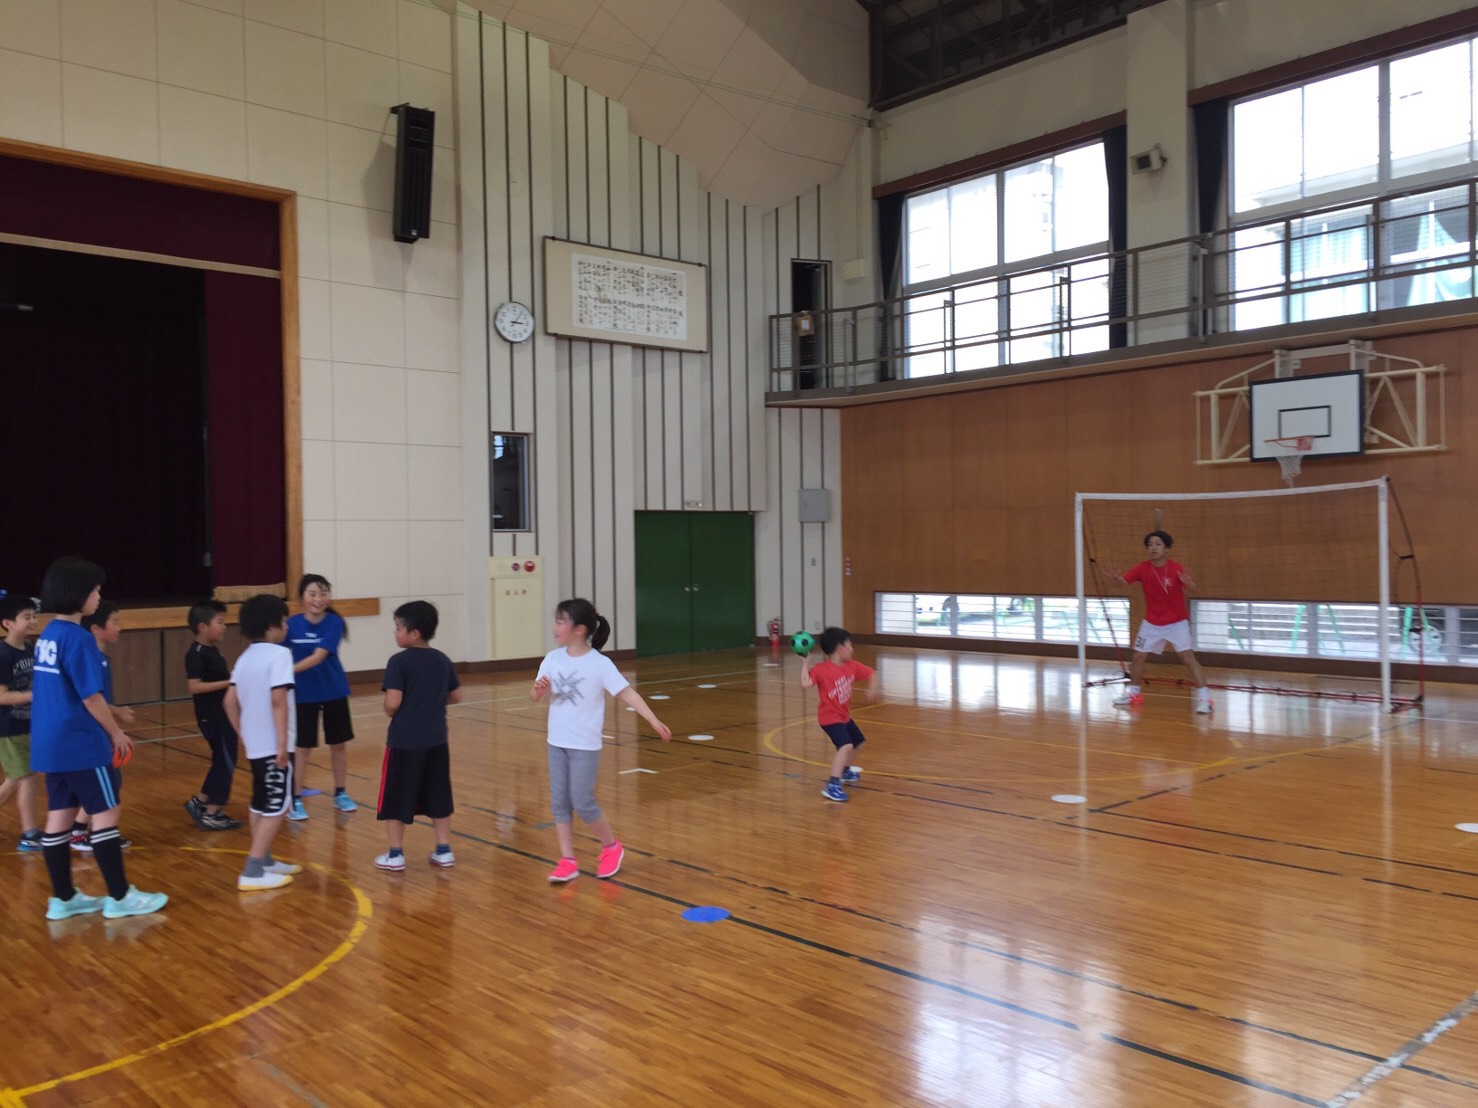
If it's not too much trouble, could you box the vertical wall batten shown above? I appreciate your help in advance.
[458,6,840,655]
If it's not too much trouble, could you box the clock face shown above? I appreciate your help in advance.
[494,301,535,343]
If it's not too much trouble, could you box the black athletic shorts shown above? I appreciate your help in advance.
[821,720,866,750]
[249,755,294,817]
[376,744,454,824]
[295,697,354,748]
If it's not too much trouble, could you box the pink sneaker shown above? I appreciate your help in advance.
[547,857,579,883]
[596,840,624,879]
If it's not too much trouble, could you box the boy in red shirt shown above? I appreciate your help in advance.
[1103,530,1212,713]
[801,626,879,803]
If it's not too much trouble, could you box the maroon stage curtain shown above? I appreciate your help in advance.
[203,272,284,587]
[0,155,278,270]
[0,244,208,599]
[0,153,285,601]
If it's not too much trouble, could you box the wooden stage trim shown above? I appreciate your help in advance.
[33,597,381,633]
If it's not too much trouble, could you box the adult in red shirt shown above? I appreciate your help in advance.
[1103,530,1212,713]
[800,626,879,802]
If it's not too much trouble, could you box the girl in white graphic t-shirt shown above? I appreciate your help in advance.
[531,598,671,883]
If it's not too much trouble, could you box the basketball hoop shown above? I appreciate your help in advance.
[1264,436,1314,486]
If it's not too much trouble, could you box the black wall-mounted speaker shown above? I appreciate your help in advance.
[390,104,435,243]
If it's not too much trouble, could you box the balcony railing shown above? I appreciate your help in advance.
[770,176,1478,393]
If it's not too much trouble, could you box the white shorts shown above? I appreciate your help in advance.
[1134,619,1193,655]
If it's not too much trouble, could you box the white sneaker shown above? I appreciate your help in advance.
[429,849,455,868]
[374,852,407,871]
[263,860,302,875]
[238,871,294,891]
[1194,697,1213,715]
[1113,688,1143,707]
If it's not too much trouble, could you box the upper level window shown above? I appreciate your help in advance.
[902,142,1110,376]
[1233,38,1478,217]
[906,142,1108,286]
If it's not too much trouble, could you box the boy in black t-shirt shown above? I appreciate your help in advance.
[374,601,461,872]
[0,594,42,851]
[182,600,243,831]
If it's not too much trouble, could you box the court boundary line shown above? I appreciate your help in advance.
[3,849,372,1104]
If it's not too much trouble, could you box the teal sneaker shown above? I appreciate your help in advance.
[332,792,358,813]
[288,798,308,821]
[46,891,105,920]
[102,886,169,919]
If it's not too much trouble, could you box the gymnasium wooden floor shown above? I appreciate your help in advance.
[3,646,1478,1106]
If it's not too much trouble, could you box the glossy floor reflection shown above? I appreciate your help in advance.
[3,647,1478,1105]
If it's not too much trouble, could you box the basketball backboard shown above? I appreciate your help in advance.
[1248,370,1364,461]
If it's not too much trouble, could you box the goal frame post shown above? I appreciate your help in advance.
[1075,476,1407,711]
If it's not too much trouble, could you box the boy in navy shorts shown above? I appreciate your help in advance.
[374,601,461,871]
[224,594,303,892]
[31,557,167,920]
[800,626,879,803]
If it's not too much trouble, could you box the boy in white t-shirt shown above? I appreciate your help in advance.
[223,595,303,892]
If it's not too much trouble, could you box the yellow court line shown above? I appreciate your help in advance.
[761,715,1381,787]
[8,849,372,1104]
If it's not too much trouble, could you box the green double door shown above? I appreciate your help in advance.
[634,512,754,656]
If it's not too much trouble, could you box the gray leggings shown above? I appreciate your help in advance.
[548,745,603,824]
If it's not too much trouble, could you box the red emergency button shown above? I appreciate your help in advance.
[524,561,535,572]
[511,562,521,571]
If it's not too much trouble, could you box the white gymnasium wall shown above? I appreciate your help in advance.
[1189,0,1478,88]
[0,0,465,671]
[756,185,846,640]
[456,8,776,655]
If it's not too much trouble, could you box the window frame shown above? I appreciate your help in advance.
[900,140,1113,375]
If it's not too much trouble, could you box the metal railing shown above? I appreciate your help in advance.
[769,176,1478,392]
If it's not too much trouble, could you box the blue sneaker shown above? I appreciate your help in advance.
[46,891,105,920]
[841,767,862,785]
[288,799,308,822]
[103,886,168,919]
[821,781,848,803]
[332,791,358,813]
[18,834,43,852]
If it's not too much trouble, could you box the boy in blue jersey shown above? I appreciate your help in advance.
[31,558,167,920]
[287,574,357,818]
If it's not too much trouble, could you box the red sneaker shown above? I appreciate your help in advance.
[547,857,579,883]
[596,840,624,879]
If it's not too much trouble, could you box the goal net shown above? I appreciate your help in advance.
[1074,477,1422,710]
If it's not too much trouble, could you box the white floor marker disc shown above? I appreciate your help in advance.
[1052,794,1087,805]
[697,684,717,689]
[650,694,670,700]
[1457,823,1478,834]
[688,734,714,742]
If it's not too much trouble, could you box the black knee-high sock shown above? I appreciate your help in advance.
[41,833,75,899]
[88,828,130,900]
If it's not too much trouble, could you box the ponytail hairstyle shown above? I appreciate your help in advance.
[556,597,611,651]
[297,573,348,641]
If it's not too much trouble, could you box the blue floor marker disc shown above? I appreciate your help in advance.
[682,906,730,923]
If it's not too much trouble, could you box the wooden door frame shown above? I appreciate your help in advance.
[0,137,303,590]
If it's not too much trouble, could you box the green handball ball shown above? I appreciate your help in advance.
[791,631,816,656]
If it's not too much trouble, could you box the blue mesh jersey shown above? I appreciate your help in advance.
[31,619,111,773]
[287,611,351,703]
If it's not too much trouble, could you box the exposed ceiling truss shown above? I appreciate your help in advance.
[863,0,1166,110]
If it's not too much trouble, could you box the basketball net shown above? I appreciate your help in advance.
[1265,436,1313,487]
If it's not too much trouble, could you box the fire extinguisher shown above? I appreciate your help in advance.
[767,618,781,648]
